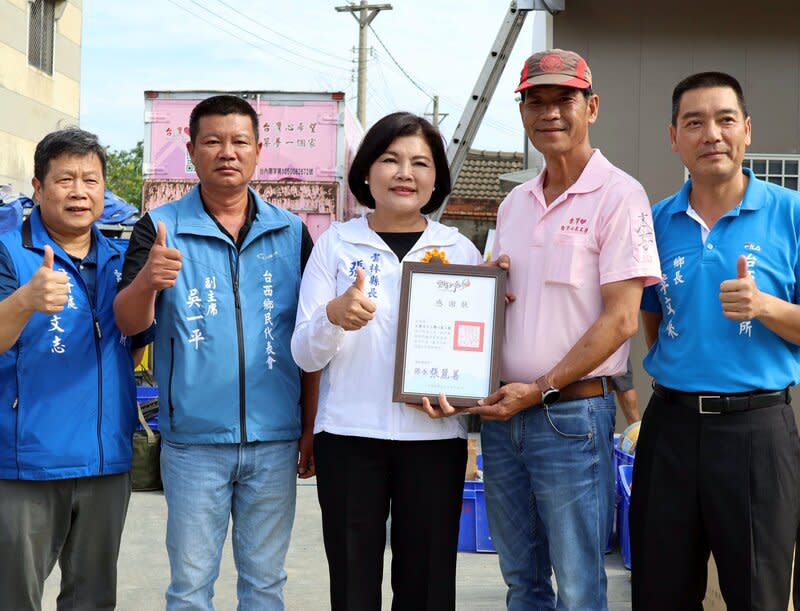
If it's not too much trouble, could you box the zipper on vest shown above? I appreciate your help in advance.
[168,337,176,430]
[66,260,105,476]
[228,251,247,444]
[92,309,104,475]
[83,305,105,476]
[14,355,20,475]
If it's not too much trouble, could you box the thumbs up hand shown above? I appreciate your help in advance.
[719,254,763,321]
[21,245,69,314]
[142,221,182,291]
[325,266,377,330]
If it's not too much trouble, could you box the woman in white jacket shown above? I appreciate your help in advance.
[291,112,482,611]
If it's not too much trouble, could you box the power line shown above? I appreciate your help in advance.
[369,44,520,138]
[182,0,352,73]
[372,52,398,110]
[368,24,431,101]
[208,0,354,63]
[423,90,521,136]
[163,0,332,76]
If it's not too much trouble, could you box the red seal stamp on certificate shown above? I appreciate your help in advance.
[453,321,485,352]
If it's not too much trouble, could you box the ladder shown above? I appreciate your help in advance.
[432,0,563,221]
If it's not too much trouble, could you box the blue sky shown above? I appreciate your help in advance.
[79,1,544,153]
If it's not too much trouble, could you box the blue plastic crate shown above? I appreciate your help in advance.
[618,464,633,570]
[614,445,634,499]
[136,386,159,431]
[458,481,496,553]
[136,386,159,402]
[458,483,478,552]
[614,445,635,468]
[474,486,494,552]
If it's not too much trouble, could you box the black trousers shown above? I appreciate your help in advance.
[629,392,800,611]
[0,473,131,611]
[314,432,467,611]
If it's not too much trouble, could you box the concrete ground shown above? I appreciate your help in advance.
[42,477,632,610]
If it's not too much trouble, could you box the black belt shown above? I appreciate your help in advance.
[653,384,791,415]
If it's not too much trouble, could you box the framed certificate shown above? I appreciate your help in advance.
[393,262,506,407]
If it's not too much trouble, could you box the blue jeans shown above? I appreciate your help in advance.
[161,440,297,611]
[481,395,616,611]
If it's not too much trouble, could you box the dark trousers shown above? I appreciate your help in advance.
[629,393,800,611]
[314,432,467,611]
[0,473,131,611]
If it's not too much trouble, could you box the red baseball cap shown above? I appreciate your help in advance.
[515,49,593,93]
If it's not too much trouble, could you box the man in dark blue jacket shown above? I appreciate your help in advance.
[0,128,150,610]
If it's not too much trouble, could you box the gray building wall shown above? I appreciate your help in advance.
[551,0,800,423]
[553,0,800,202]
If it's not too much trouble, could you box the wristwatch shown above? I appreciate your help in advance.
[536,375,561,406]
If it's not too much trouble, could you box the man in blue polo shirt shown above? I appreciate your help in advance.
[630,72,800,609]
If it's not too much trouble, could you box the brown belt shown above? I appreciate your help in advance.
[558,376,612,403]
[501,376,612,405]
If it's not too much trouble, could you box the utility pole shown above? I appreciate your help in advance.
[425,95,449,129]
[335,1,393,127]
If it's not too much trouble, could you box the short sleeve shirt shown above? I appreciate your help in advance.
[642,169,800,392]
[495,150,662,383]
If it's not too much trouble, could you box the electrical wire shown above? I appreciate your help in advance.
[367,24,519,138]
[368,25,432,101]
[372,52,399,110]
[208,0,354,63]
[180,0,352,73]
[163,0,328,75]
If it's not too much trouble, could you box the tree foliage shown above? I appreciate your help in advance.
[106,141,143,209]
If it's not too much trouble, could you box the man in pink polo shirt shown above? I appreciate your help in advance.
[468,50,662,609]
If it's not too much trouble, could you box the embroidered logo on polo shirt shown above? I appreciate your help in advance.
[560,217,589,234]
[632,211,656,263]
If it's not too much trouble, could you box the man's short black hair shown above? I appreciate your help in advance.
[671,72,748,126]
[189,95,259,144]
[519,86,594,102]
[348,112,451,215]
[34,128,107,182]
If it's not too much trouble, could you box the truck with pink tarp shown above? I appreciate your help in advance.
[142,90,364,241]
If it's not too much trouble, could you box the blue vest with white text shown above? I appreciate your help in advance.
[0,208,137,480]
[148,185,302,444]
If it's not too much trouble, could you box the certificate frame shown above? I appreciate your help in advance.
[392,262,506,407]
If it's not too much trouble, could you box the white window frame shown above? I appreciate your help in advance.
[742,154,800,191]
[682,153,800,192]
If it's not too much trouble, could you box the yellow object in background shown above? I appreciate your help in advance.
[135,344,152,373]
[618,421,641,454]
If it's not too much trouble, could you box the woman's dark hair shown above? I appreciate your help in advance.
[347,112,451,215]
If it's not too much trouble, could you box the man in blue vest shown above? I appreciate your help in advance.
[0,128,150,609]
[114,95,316,611]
